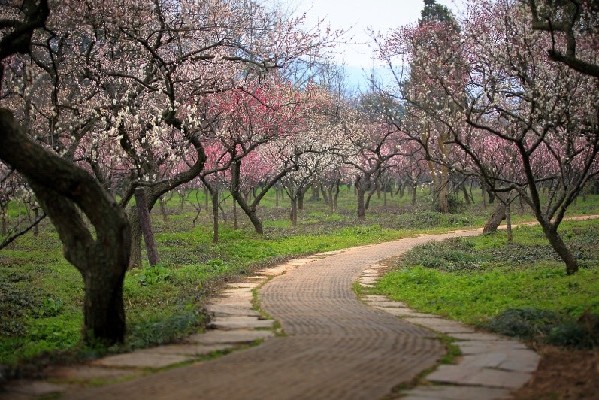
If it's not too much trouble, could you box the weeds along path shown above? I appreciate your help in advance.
[64,228,486,400]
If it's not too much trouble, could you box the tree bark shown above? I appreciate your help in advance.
[230,161,263,234]
[506,199,513,245]
[233,196,238,230]
[483,202,507,234]
[211,188,219,243]
[357,188,366,220]
[411,182,418,206]
[0,109,130,345]
[298,188,305,211]
[135,187,159,266]
[128,210,142,268]
[541,222,578,275]
[290,197,298,226]
[1,207,6,236]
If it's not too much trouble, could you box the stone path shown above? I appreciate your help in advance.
[1,228,540,400]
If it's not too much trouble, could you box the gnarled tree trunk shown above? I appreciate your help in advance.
[0,110,130,344]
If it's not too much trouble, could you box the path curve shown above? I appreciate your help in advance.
[64,229,485,400]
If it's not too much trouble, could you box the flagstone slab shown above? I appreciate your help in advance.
[205,304,261,317]
[428,364,532,389]
[365,301,409,308]
[362,295,390,302]
[209,299,252,307]
[450,332,509,341]
[45,366,138,381]
[458,351,539,373]
[137,343,233,357]
[358,277,378,284]
[376,308,436,318]
[256,266,289,276]
[91,352,193,369]
[401,385,512,400]
[456,340,528,354]
[404,318,477,334]
[209,316,275,330]
[186,329,274,345]
[226,282,260,289]
[221,288,253,295]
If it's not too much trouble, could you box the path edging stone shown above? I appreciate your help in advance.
[358,263,540,400]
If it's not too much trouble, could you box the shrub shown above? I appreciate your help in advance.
[487,308,599,348]
[486,308,565,340]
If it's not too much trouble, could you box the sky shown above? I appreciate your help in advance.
[280,0,463,90]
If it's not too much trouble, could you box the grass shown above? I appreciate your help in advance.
[1,187,598,371]
[374,219,599,346]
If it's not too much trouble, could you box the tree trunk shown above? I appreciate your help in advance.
[365,189,375,211]
[412,183,418,206]
[82,266,126,344]
[128,209,142,268]
[482,186,487,209]
[290,197,298,226]
[542,223,578,275]
[1,207,6,236]
[233,196,238,230]
[0,110,130,344]
[230,161,263,235]
[334,181,341,212]
[437,181,450,213]
[506,200,513,244]
[462,184,471,206]
[179,191,185,212]
[357,188,366,220]
[212,188,219,243]
[322,186,331,206]
[135,187,159,266]
[298,189,305,211]
[159,197,168,222]
[483,202,507,234]
[310,184,320,201]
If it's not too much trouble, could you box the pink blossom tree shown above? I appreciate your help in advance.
[202,78,314,234]
[379,0,599,274]
[527,0,599,77]
[0,0,337,342]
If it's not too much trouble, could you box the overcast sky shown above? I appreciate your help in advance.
[279,0,464,90]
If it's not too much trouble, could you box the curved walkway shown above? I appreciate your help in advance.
[4,228,538,400]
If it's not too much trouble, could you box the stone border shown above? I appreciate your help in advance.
[358,263,540,400]
[0,254,334,400]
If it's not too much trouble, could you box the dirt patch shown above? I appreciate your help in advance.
[512,345,599,400]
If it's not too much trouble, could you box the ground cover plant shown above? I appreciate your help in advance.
[1,188,598,379]
[374,218,599,347]
[0,187,485,371]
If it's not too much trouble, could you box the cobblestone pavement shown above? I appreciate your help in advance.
[4,228,540,400]
[53,230,482,400]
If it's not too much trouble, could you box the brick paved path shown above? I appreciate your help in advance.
[63,231,482,400]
